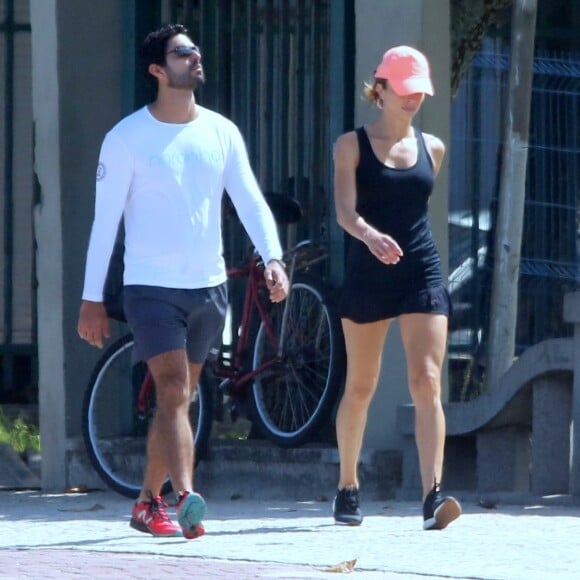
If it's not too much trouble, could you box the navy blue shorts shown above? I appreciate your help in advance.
[122,283,228,364]
[339,283,451,324]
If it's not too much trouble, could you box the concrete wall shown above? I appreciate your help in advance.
[31,0,126,490]
[353,0,451,449]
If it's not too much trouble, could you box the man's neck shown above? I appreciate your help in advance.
[148,90,199,124]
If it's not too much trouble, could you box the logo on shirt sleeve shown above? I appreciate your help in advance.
[96,162,106,181]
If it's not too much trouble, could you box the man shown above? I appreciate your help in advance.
[77,24,288,539]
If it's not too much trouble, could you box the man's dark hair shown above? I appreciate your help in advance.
[138,24,189,82]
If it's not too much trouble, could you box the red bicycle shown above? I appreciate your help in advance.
[82,195,345,497]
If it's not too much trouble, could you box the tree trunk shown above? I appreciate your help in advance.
[485,0,538,389]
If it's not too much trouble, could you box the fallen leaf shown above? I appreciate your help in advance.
[324,558,357,573]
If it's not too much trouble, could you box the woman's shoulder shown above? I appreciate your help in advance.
[334,130,360,162]
[420,132,445,155]
[420,132,446,170]
[335,129,364,152]
[336,129,360,144]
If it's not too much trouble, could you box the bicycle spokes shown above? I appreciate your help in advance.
[250,277,343,446]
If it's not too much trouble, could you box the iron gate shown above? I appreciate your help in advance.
[147,0,350,337]
[0,0,36,404]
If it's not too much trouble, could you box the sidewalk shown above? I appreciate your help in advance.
[1,489,580,579]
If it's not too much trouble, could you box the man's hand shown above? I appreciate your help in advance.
[77,300,111,348]
[264,259,289,303]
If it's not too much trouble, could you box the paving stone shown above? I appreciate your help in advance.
[1,490,580,579]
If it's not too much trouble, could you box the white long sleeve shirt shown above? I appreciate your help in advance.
[82,106,283,301]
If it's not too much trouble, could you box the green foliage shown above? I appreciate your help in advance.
[451,0,513,96]
[0,408,40,454]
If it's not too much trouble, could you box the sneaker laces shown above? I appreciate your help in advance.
[427,478,443,508]
[145,491,172,523]
[343,487,359,510]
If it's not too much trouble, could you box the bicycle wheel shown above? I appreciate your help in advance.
[82,334,213,498]
[250,274,344,447]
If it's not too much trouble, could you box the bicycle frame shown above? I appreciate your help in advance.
[210,251,286,392]
[136,371,154,417]
[130,251,285,412]
[212,239,327,394]
[134,239,325,406]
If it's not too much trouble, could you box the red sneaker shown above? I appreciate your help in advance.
[176,491,206,539]
[130,495,182,537]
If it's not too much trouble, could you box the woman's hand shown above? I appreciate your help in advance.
[362,227,403,265]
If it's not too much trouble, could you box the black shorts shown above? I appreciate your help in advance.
[123,283,228,364]
[339,283,451,324]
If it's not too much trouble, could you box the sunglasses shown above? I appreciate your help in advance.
[166,45,201,58]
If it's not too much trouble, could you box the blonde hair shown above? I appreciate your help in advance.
[362,78,386,105]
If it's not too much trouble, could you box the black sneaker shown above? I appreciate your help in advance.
[422,482,461,530]
[333,486,363,525]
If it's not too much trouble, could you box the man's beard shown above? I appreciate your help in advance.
[167,69,206,91]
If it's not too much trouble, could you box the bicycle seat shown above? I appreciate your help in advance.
[263,192,303,225]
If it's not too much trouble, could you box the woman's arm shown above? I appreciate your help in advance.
[333,131,403,265]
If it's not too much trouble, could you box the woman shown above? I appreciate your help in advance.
[332,45,461,530]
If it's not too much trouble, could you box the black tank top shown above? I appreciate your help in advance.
[343,126,443,292]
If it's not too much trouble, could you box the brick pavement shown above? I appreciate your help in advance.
[1,550,388,580]
[1,490,580,579]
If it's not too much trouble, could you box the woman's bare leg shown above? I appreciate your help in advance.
[399,313,447,499]
[336,318,392,489]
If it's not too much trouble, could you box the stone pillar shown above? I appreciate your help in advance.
[531,376,572,495]
[30,0,67,492]
[30,0,126,491]
[563,291,580,495]
[477,426,531,492]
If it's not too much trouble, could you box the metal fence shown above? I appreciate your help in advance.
[165,0,333,256]
[163,0,339,338]
[448,39,580,400]
[0,0,36,404]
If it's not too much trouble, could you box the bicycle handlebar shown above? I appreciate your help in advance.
[251,239,327,272]
[284,240,328,271]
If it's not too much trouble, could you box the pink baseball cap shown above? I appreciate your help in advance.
[375,45,434,96]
